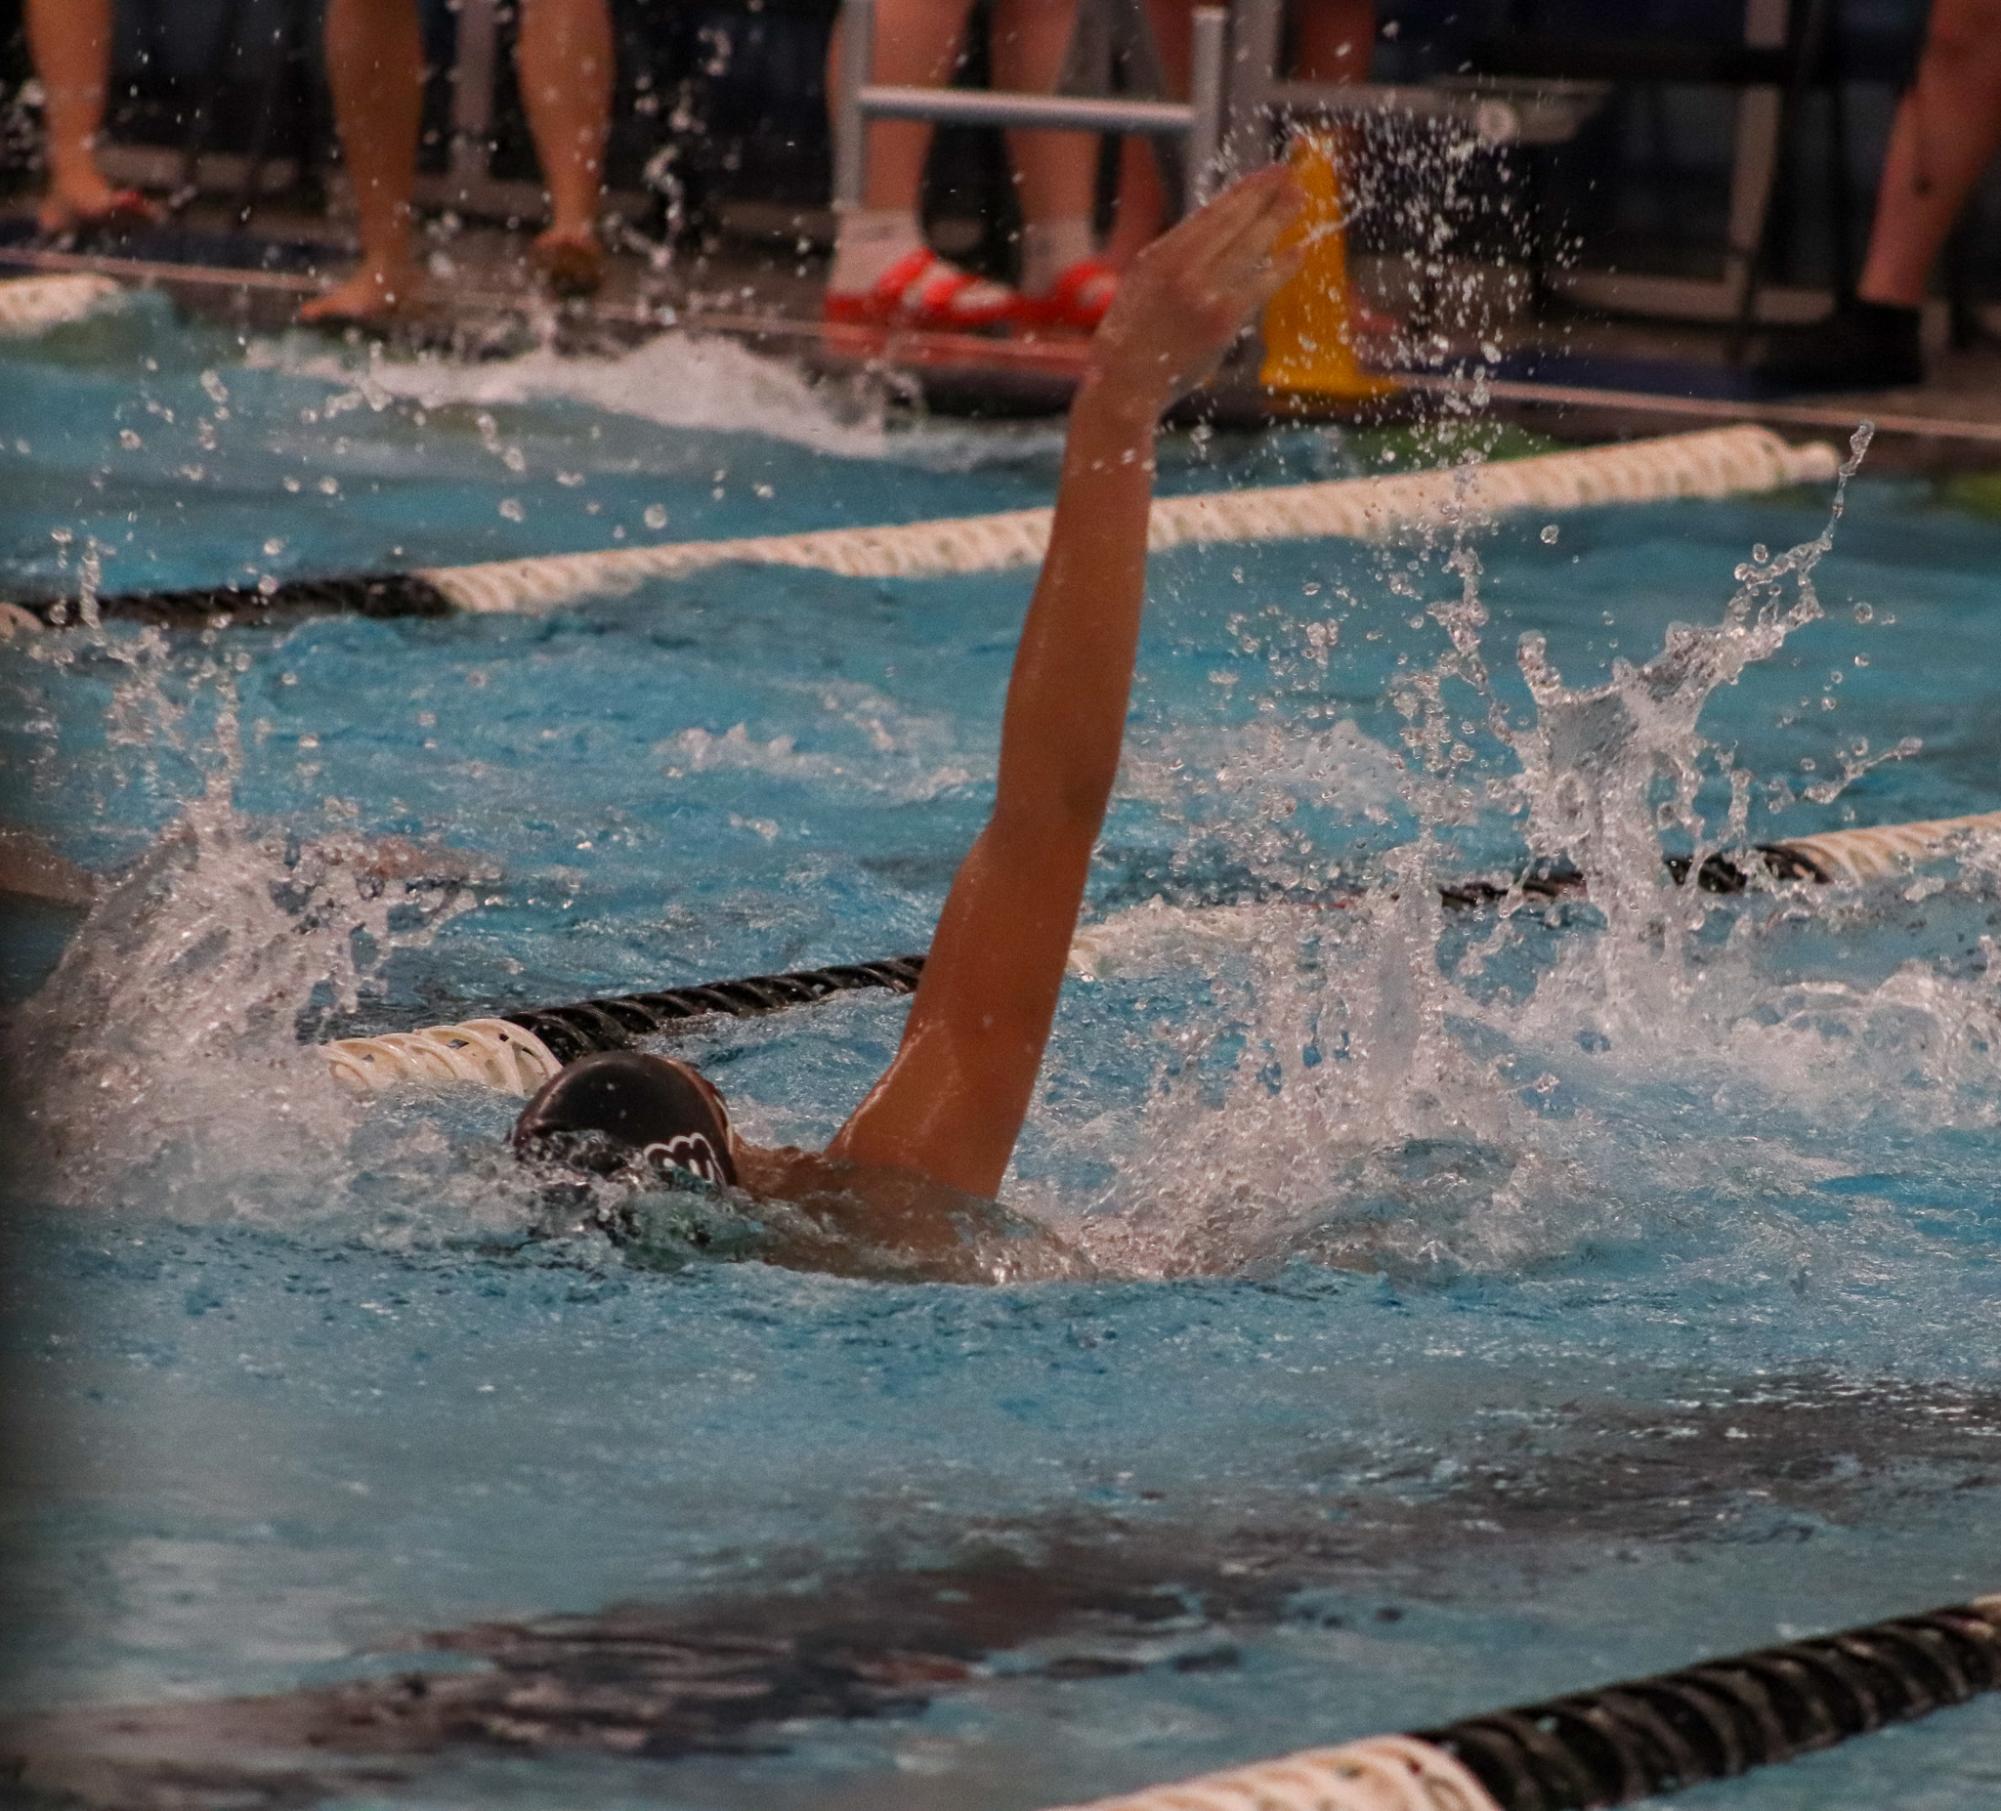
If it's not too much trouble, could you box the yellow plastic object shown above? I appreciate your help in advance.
[1259,133,1399,400]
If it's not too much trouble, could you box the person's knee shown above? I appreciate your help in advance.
[1921,0,2001,78]
[991,0,1077,31]
[327,0,419,29]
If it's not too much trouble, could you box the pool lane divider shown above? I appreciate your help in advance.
[323,955,928,1094]
[1041,1593,2001,1811]
[321,807,2001,1095]
[11,426,1837,627]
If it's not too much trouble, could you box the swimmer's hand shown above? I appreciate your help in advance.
[1087,165,1307,413]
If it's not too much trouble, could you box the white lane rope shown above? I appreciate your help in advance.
[425,426,1840,614]
[323,1018,565,1095]
[7,425,1839,625]
[1783,808,2001,881]
[1041,1736,1501,1811]
[319,805,2001,1096]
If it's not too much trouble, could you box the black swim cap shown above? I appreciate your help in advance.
[511,1051,738,1188]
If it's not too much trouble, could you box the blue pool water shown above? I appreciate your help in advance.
[2,292,1999,1808]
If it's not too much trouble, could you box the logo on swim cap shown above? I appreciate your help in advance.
[643,1133,729,1187]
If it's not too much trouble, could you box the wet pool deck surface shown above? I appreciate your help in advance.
[3,199,1999,470]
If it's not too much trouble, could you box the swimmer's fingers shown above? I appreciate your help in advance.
[1204,231,1309,313]
[1185,166,1307,283]
[1183,203,1308,342]
[1087,165,1305,405]
[1141,164,1299,277]
[1181,171,1307,319]
[1151,167,1306,327]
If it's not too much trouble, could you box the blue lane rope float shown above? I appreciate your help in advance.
[1040,1594,2001,1811]
[321,808,2001,1094]
[5,426,1837,628]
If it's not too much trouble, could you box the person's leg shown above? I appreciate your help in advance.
[1290,0,1373,85]
[25,0,148,230]
[990,0,1104,313]
[516,0,614,291]
[1766,0,2001,388]
[302,0,425,323]
[829,0,967,216]
[1857,0,2001,307]
[1105,0,1376,268]
[1103,0,1189,267]
[826,0,1017,323]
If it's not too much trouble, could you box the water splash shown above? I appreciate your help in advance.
[251,330,1062,471]
[658,677,980,803]
[1070,424,2001,1282]
[2,642,487,1229]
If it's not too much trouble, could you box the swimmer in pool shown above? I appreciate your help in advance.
[511,167,1308,1282]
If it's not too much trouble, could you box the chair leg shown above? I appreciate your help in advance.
[1725,110,1785,360]
[176,0,250,207]
[1824,15,1855,303]
[237,0,305,220]
[1729,0,1832,361]
[1944,218,1977,349]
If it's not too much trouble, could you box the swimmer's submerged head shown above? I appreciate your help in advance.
[511,1050,739,1188]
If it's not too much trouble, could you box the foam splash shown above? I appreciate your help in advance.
[6,789,351,1217]
[1,637,507,1234]
[0,273,125,337]
[658,678,980,803]
[251,330,1062,470]
[1069,430,2001,1281]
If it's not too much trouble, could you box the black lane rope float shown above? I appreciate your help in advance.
[323,955,928,1093]
[14,572,459,627]
[1424,1595,2001,1809]
[322,808,2001,1096]
[1044,1593,2001,1810]
[3,427,1838,629]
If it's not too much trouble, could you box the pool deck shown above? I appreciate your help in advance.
[6,200,2000,469]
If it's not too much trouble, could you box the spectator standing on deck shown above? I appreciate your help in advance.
[825,0,1123,333]
[1104,0,1375,276]
[1774,0,2001,389]
[302,0,615,327]
[24,0,158,237]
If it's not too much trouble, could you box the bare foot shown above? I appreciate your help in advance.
[37,178,158,237]
[299,262,427,329]
[531,226,604,300]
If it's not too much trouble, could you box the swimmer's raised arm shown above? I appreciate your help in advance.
[828,168,1306,1199]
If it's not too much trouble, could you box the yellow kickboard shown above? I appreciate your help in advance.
[1260,133,1399,400]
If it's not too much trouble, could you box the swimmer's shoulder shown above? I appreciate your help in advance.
[736,1142,1089,1283]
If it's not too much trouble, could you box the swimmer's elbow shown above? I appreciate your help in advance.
[993,774,1111,849]
[1058,769,1117,831]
